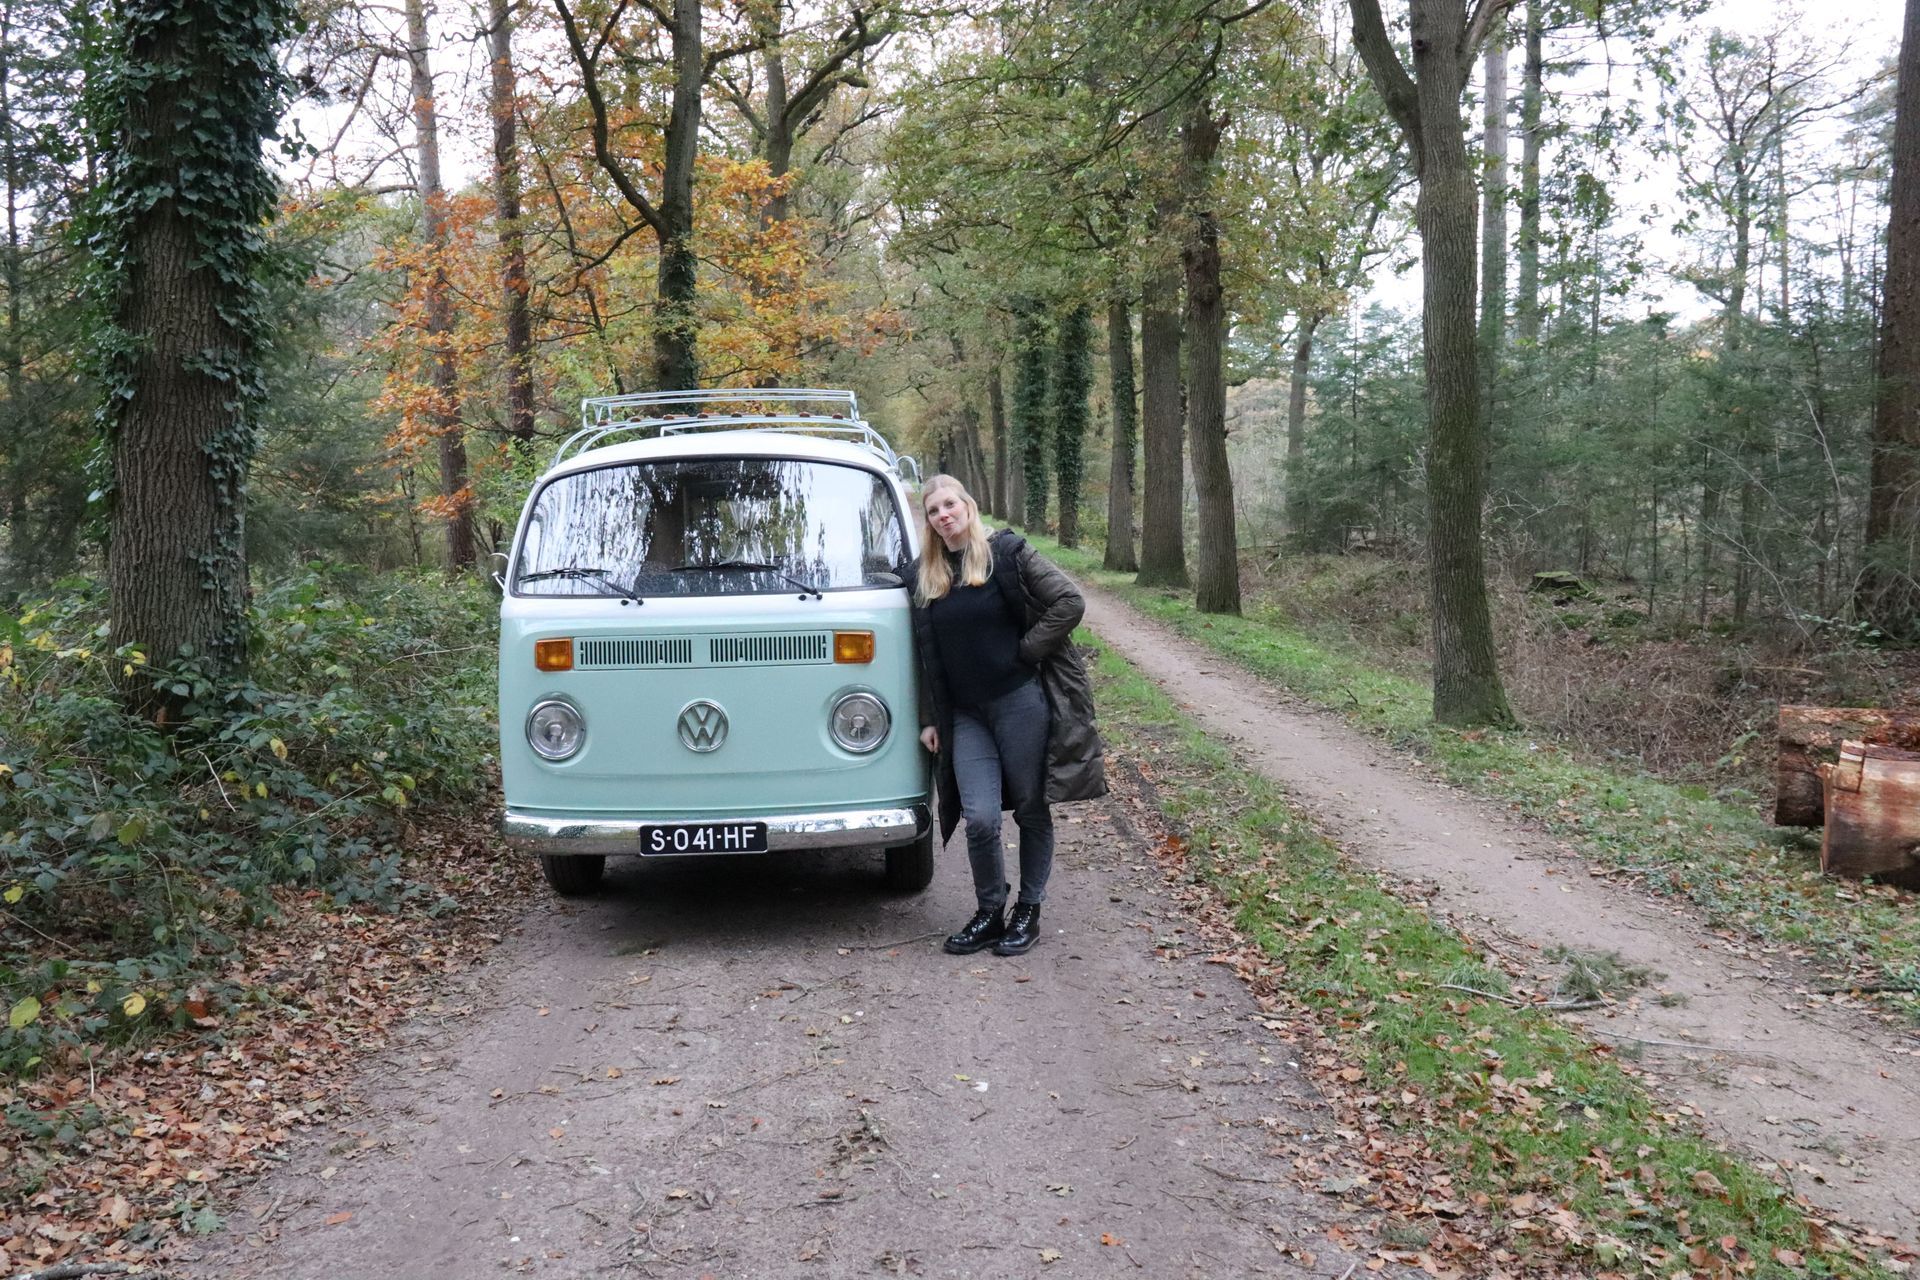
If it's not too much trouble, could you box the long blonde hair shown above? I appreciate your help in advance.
[915,474,993,604]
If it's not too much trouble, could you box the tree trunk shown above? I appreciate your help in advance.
[762,39,793,225]
[655,0,702,391]
[990,366,1010,520]
[1183,106,1238,616]
[1697,444,1718,626]
[1862,0,1920,635]
[1013,303,1051,530]
[407,0,473,570]
[1480,24,1508,441]
[1284,312,1322,538]
[1052,302,1092,547]
[1,5,20,407]
[1726,172,1762,627]
[1351,0,1514,726]
[106,0,288,709]
[490,0,535,446]
[1137,254,1187,587]
[946,336,992,512]
[1776,705,1920,828]
[1104,292,1139,572]
[1514,0,1542,346]
[964,399,992,511]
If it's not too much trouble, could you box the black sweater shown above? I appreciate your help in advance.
[925,552,1033,710]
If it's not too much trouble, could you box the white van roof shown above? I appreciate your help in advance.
[544,427,908,483]
[545,388,919,484]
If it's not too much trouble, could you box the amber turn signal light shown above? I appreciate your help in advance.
[534,638,574,671]
[833,631,875,664]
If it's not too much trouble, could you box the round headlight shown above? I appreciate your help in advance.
[829,691,890,753]
[526,699,585,761]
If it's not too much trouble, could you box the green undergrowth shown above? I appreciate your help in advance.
[1087,642,1899,1278]
[0,565,498,1077]
[1040,538,1919,1011]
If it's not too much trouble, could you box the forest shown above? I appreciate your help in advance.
[2,0,1918,1271]
[0,0,1910,688]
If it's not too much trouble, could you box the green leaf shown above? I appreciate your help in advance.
[118,817,148,846]
[8,995,41,1029]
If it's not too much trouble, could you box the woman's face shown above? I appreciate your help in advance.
[925,487,970,548]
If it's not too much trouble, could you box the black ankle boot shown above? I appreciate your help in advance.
[993,903,1042,955]
[943,906,1005,954]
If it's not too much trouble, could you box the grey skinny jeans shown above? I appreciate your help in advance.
[950,678,1053,910]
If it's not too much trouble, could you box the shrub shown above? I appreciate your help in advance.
[0,564,496,1075]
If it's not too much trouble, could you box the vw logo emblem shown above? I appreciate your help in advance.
[678,701,729,753]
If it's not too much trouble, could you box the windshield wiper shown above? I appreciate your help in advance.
[671,559,823,600]
[517,566,642,602]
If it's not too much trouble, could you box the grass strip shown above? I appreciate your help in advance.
[1086,637,1900,1279]
[1042,538,1919,1011]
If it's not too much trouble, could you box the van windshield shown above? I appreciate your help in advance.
[513,457,910,597]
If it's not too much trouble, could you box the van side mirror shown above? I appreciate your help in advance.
[489,550,510,591]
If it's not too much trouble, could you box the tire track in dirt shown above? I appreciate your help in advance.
[1081,585,1920,1245]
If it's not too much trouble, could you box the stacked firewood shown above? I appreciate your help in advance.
[1775,707,1920,889]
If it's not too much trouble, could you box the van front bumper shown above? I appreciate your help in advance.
[501,804,931,855]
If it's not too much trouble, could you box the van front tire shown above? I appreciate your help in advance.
[540,853,606,896]
[884,829,935,892]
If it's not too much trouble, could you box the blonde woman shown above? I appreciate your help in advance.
[906,476,1105,956]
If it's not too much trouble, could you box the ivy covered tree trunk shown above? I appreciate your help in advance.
[101,0,291,713]
[1013,303,1051,531]
[1863,0,1920,635]
[1051,302,1091,547]
[1136,253,1187,587]
[1351,0,1515,727]
[1183,105,1238,616]
[1104,293,1139,572]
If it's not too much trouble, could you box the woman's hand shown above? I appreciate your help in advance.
[919,726,939,753]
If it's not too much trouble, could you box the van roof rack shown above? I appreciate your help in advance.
[552,388,918,480]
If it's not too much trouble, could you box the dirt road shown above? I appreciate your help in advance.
[1079,586,1920,1245]
[187,810,1364,1278]
[185,580,1917,1277]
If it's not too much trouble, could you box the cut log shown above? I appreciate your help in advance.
[1775,705,1920,828]
[1819,740,1920,890]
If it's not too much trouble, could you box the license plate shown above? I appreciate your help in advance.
[639,822,769,855]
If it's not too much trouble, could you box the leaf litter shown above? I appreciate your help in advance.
[0,814,540,1274]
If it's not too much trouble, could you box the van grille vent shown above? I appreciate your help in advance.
[709,633,831,665]
[577,637,695,668]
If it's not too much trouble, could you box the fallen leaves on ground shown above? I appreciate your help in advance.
[0,811,540,1274]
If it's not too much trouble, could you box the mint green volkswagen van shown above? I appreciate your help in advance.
[498,389,933,896]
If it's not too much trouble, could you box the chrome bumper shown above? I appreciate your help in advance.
[501,804,930,856]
